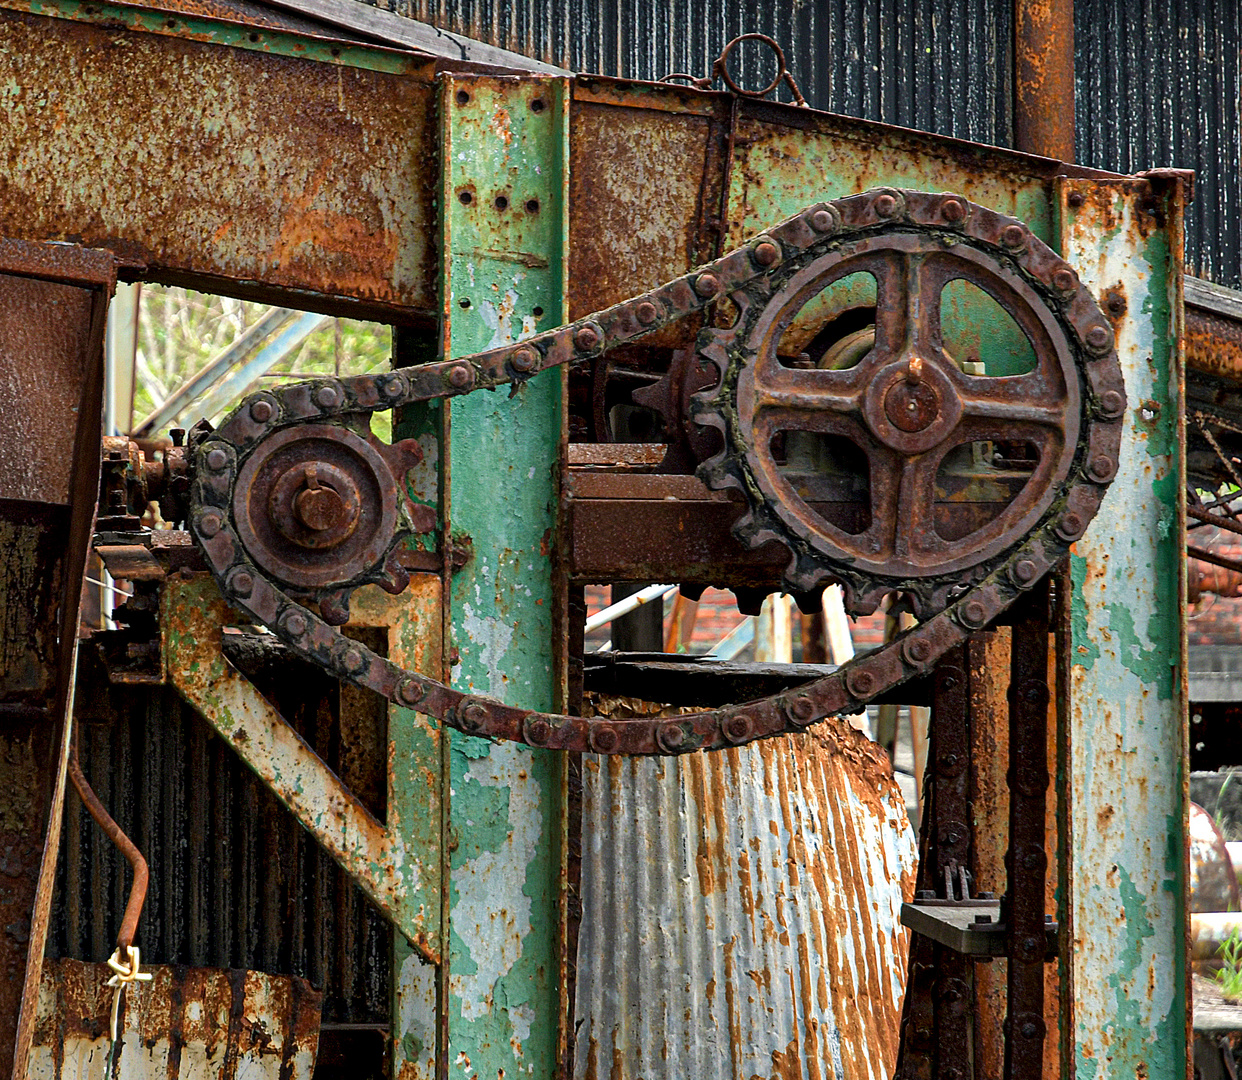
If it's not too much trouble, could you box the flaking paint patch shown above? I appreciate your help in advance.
[457,602,514,698]
[396,953,437,1080]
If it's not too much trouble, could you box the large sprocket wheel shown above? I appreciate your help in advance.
[692,188,1122,617]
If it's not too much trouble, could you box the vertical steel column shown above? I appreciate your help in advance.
[437,73,569,1080]
[1059,177,1188,1079]
[1014,0,1075,160]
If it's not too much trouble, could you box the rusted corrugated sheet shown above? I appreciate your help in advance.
[29,959,321,1080]
[575,721,916,1079]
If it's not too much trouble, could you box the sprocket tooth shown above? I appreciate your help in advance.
[320,589,352,626]
[839,579,889,618]
[731,587,768,617]
[791,588,826,616]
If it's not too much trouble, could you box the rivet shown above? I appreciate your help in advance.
[526,718,551,745]
[448,365,473,388]
[903,637,932,665]
[723,713,753,744]
[1067,191,1086,208]
[282,610,308,637]
[961,600,988,628]
[316,384,341,409]
[1089,454,1116,482]
[1001,224,1026,248]
[753,240,780,266]
[635,301,659,325]
[198,512,222,538]
[658,723,685,752]
[1085,324,1113,353]
[574,325,601,351]
[342,646,365,673]
[788,695,815,725]
[1057,511,1085,540]
[1021,1020,1040,1040]
[205,447,229,472]
[511,347,538,373]
[1013,558,1038,585]
[1099,389,1125,417]
[250,399,274,423]
[846,669,875,698]
[941,198,965,223]
[591,725,618,753]
[808,208,836,233]
[382,375,404,398]
[941,752,960,770]
[397,678,425,706]
[227,569,253,597]
[874,193,898,217]
[1052,268,1077,294]
[695,273,721,298]
[460,701,488,732]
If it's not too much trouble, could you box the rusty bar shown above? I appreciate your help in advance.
[1004,584,1052,1080]
[1187,543,1242,576]
[1013,0,1075,160]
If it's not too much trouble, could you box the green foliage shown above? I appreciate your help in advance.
[131,285,394,440]
[1215,927,1242,1002]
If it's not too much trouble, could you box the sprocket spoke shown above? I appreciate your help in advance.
[751,365,863,415]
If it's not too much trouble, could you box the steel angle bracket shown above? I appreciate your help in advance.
[162,573,442,962]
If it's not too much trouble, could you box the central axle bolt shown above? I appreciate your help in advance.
[884,377,940,432]
[293,468,349,532]
[511,347,538,373]
[753,240,780,266]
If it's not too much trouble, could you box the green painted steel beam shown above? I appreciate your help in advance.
[1060,177,1188,1079]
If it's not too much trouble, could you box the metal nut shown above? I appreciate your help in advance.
[903,637,932,665]
[198,511,222,538]
[808,208,836,233]
[1099,389,1125,417]
[694,273,721,298]
[342,646,366,673]
[1085,324,1113,354]
[250,399,274,423]
[752,240,780,267]
[635,300,659,325]
[316,384,341,409]
[448,364,473,388]
[382,375,404,398]
[205,447,229,472]
[227,569,254,597]
[511,347,538,373]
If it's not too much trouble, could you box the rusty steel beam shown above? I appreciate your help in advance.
[1014,0,1075,160]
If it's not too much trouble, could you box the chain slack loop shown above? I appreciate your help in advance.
[190,188,1126,758]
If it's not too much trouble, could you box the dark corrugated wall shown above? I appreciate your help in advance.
[394,0,1239,287]
[1075,0,1241,286]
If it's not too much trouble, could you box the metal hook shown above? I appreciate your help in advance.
[660,33,808,107]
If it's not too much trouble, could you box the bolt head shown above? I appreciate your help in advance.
[635,301,659,325]
[905,637,932,664]
[1052,268,1077,293]
[283,611,307,637]
[382,375,403,398]
[962,600,987,627]
[511,347,538,373]
[1067,191,1086,208]
[397,678,425,706]
[724,713,753,744]
[461,702,488,731]
[753,240,780,266]
[694,273,721,298]
[316,384,341,409]
[789,695,815,724]
[1057,511,1085,539]
[198,512,222,538]
[874,193,898,217]
[1089,454,1116,482]
[250,399,274,423]
[808,208,836,233]
[526,718,551,745]
[591,725,618,753]
[941,198,965,223]
[343,646,365,672]
[1099,389,1125,417]
[1085,324,1113,353]
[658,723,685,752]
[1001,223,1026,248]
[448,365,473,388]
[1013,558,1038,584]
[205,447,228,472]
[1021,1021,1040,1039]
[847,669,875,697]
[574,326,601,351]
[228,569,254,597]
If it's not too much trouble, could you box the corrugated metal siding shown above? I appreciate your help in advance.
[386,0,1013,146]
[574,727,916,1080]
[1075,0,1242,287]
[49,662,390,1028]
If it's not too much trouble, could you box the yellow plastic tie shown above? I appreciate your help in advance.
[104,945,152,1045]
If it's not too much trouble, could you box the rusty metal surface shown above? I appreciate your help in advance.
[29,959,322,1080]
[0,4,439,320]
[574,723,916,1079]
[1014,0,1075,160]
